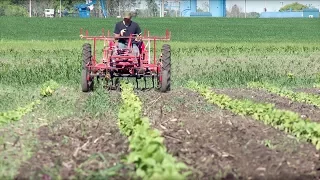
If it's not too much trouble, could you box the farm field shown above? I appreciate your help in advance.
[1,17,320,179]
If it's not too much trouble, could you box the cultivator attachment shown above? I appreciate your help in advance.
[79,28,171,93]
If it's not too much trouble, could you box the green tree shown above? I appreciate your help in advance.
[146,0,158,17]
[0,1,28,16]
[279,2,308,12]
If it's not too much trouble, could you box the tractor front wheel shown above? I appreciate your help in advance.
[81,43,94,92]
[159,44,171,92]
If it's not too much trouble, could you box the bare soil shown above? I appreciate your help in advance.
[212,87,320,122]
[293,87,320,95]
[15,116,133,180]
[137,88,320,180]
[14,87,320,180]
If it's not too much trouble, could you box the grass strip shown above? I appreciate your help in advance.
[186,80,320,150]
[117,81,191,180]
[0,79,59,126]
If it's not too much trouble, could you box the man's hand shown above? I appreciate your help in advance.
[114,40,118,48]
[135,34,142,41]
[120,29,126,36]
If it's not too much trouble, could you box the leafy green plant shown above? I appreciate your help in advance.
[187,80,320,150]
[263,140,274,149]
[248,82,320,108]
[0,80,59,126]
[0,100,40,126]
[313,84,320,88]
[40,79,59,97]
[118,81,190,180]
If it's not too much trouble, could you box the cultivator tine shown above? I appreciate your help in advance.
[152,76,155,88]
[111,78,114,86]
[106,77,114,90]
[143,77,147,89]
[136,78,139,89]
[115,78,120,91]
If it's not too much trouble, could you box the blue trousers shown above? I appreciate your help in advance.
[118,42,140,56]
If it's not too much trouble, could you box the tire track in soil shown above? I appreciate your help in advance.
[213,88,320,122]
[137,88,320,180]
[15,117,133,180]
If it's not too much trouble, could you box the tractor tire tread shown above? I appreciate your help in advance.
[82,43,92,69]
[81,43,93,92]
[161,44,171,92]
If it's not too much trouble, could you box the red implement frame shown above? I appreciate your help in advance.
[79,28,171,90]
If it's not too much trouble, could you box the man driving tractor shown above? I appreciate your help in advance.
[113,11,142,56]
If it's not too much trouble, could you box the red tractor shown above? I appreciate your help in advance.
[79,28,171,92]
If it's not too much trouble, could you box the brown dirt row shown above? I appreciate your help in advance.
[212,87,320,122]
[137,88,320,180]
[13,87,320,180]
[293,87,320,96]
[15,116,133,180]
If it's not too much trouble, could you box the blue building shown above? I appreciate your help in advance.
[260,8,319,18]
[208,0,226,17]
[180,0,226,17]
[303,8,319,18]
[260,12,303,18]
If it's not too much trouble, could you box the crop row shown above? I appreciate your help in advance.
[0,80,59,126]
[1,43,320,56]
[186,80,320,150]
[0,100,40,126]
[118,81,190,180]
[248,82,320,108]
[2,53,319,91]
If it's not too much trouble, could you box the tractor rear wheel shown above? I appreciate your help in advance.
[81,43,94,92]
[160,44,171,92]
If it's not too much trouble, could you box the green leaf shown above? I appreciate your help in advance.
[136,167,146,177]
[316,141,320,150]
[142,158,157,167]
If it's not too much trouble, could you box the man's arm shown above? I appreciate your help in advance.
[135,23,142,41]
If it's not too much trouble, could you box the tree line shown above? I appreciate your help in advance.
[0,0,159,17]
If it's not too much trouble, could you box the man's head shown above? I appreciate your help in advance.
[123,11,132,24]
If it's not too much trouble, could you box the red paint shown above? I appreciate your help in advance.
[79,28,171,88]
